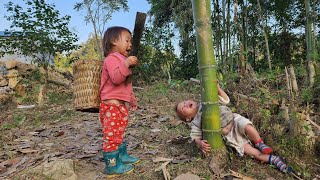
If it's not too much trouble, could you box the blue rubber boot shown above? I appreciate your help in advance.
[119,142,140,164]
[103,150,134,178]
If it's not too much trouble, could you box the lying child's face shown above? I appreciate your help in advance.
[176,100,198,122]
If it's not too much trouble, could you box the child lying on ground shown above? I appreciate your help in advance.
[175,83,292,173]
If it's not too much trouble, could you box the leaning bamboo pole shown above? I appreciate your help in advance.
[191,0,223,149]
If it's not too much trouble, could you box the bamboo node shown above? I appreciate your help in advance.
[202,129,221,132]
[202,102,219,105]
[194,20,211,27]
[198,64,217,70]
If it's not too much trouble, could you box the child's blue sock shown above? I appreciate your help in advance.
[269,155,292,173]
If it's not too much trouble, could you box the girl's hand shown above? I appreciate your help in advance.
[125,56,138,68]
[129,98,138,111]
[194,138,211,153]
[130,104,137,111]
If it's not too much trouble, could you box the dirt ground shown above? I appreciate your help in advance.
[0,79,319,180]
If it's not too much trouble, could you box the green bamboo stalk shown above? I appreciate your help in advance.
[191,0,223,149]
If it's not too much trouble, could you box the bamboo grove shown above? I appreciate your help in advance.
[140,0,319,84]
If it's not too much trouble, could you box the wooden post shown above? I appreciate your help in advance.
[127,12,146,84]
[130,12,147,56]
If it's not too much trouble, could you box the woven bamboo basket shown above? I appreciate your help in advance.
[73,60,103,112]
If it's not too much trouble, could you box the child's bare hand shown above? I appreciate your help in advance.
[195,139,211,153]
[125,56,138,67]
[130,104,137,111]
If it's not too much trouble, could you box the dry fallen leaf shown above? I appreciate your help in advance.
[143,150,158,155]
[171,154,193,164]
[19,149,38,154]
[168,136,190,144]
[152,157,173,163]
[75,154,96,159]
[29,159,78,180]
[151,128,161,133]
[174,173,200,180]
[155,161,171,180]
[157,115,170,123]
[127,141,140,151]
[150,122,161,129]
[0,157,21,174]
[209,156,222,176]
[169,118,183,127]
[230,170,256,180]
[28,132,39,135]
[54,131,65,137]
[0,157,28,177]
[18,142,31,149]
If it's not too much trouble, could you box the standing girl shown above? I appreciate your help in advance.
[100,26,139,178]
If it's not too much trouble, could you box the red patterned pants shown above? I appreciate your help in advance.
[99,103,129,152]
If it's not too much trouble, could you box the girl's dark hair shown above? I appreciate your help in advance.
[102,26,131,57]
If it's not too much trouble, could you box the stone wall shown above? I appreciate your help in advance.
[0,60,71,108]
[0,60,36,107]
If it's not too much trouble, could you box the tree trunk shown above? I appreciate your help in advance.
[238,1,246,75]
[285,66,292,99]
[84,0,103,60]
[289,64,298,93]
[253,36,256,69]
[304,0,315,87]
[307,60,315,86]
[257,0,272,70]
[242,1,248,63]
[232,0,238,73]
[305,0,311,62]
[38,85,45,107]
[222,0,227,73]
[191,0,223,149]
[285,65,301,136]
[239,44,246,75]
[311,0,316,61]
[312,0,318,61]
[39,64,48,107]
[280,98,289,122]
[226,0,231,72]
[214,0,222,66]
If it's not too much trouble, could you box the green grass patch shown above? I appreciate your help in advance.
[47,92,72,104]
[1,114,26,130]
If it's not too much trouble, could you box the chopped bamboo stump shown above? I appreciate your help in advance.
[73,60,102,112]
